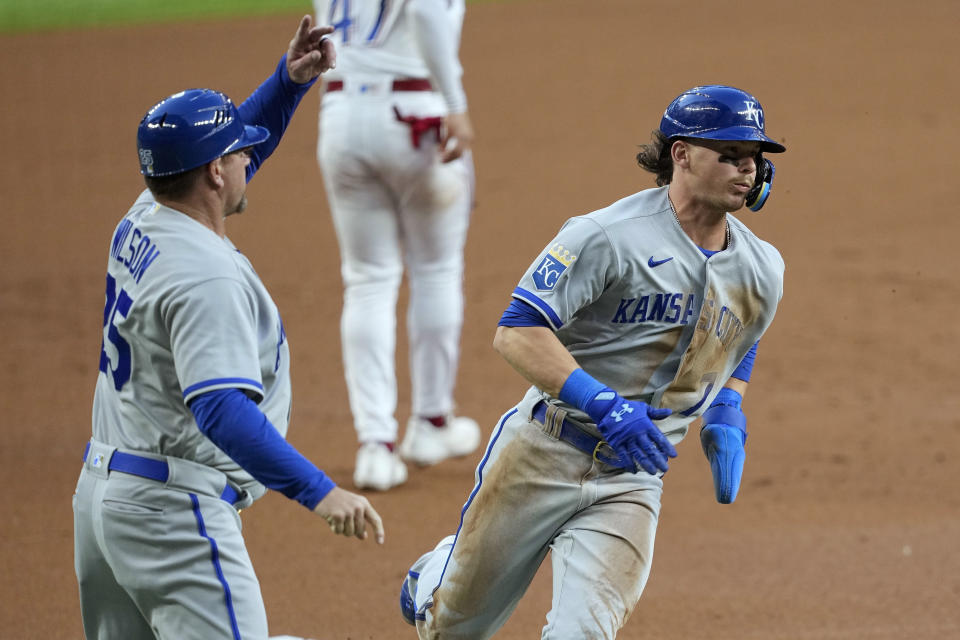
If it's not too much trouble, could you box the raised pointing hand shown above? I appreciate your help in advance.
[286,15,337,84]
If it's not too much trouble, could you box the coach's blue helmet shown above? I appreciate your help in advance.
[137,89,269,177]
[659,85,785,153]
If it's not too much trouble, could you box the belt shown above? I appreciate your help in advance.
[83,442,240,504]
[531,401,630,470]
[325,78,433,92]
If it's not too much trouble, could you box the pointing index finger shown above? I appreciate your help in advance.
[366,506,385,544]
[296,14,312,39]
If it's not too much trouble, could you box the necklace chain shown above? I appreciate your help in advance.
[667,196,731,249]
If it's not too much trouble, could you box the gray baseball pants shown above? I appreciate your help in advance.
[410,393,664,639]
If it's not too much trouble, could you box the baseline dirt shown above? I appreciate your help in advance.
[2,1,959,638]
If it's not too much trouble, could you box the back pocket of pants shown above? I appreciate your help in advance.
[102,499,165,515]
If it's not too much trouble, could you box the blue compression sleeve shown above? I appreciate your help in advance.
[238,54,319,181]
[703,387,746,429]
[558,368,608,417]
[498,298,551,328]
[712,387,743,410]
[190,388,335,509]
[731,342,758,382]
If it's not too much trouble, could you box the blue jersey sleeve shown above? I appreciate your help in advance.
[238,54,319,181]
[189,388,335,509]
[731,341,758,382]
[498,297,552,328]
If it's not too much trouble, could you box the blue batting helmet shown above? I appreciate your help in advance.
[136,89,269,177]
[659,85,785,153]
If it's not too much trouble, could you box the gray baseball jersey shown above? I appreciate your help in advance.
[75,188,295,639]
[511,184,783,443]
[75,44,328,639]
[408,184,785,639]
[94,188,291,500]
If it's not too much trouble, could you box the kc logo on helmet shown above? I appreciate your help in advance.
[533,243,577,291]
[740,101,764,128]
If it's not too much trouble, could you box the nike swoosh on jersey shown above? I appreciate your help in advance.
[647,256,674,268]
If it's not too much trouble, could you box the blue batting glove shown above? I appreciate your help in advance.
[588,391,676,475]
[558,368,675,475]
[700,401,747,504]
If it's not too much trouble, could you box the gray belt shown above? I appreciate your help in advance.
[531,401,631,470]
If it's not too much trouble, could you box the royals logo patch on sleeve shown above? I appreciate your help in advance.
[532,243,578,291]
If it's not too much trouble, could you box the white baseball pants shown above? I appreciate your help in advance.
[317,78,473,443]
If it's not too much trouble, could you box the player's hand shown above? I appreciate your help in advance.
[440,111,474,163]
[286,15,337,84]
[313,487,385,544]
[592,394,676,475]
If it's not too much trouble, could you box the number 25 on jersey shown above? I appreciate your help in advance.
[99,273,133,391]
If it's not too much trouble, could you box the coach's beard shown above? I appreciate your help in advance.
[227,194,249,217]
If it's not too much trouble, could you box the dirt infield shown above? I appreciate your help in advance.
[2,0,959,637]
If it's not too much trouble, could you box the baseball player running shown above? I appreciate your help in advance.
[73,17,384,640]
[312,0,480,491]
[398,86,787,639]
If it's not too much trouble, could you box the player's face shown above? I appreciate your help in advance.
[222,148,252,216]
[683,139,762,212]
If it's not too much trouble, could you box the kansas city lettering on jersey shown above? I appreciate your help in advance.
[696,298,745,349]
[612,293,697,325]
[612,293,744,349]
[110,219,160,284]
[533,243,577,291]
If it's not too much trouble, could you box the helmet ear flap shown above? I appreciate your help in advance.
[745,156,775,211]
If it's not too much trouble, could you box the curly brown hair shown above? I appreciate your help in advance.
[636,130,674,186]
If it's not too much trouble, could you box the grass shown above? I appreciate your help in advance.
[0,0,506,34]
[0,0,312,34]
